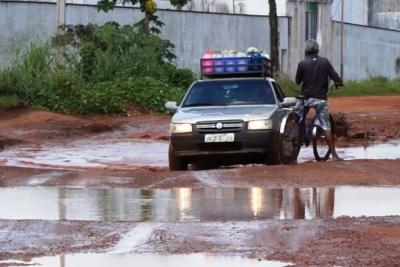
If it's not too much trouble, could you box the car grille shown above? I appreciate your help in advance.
[196,120,244,133]
[198,143,242,151]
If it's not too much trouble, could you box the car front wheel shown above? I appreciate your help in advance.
[265,139,281,165]
[168,144,188,171]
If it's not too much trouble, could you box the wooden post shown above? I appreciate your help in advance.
[56,0,66,31]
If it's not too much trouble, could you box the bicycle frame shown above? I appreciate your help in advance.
[281,84,339,161]
[293,96,318,147]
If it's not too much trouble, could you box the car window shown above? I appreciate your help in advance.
[272,82,285,102]
[182,80,276,107]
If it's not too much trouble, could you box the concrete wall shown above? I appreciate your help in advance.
[0,1,58,67]
[332,22,400,80]
[174,0,287,16]
[286,0,333,78]
[2,1,400,80]
[0,1,290,74]
[368,0,400,30]
[332,0,368,25]
[11,0,287,15]
[330,0,400,30]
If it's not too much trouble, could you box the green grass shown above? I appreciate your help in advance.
[275,73,299,97]
[276,74,400,97]
[0,95,21,108]
[331,77,400,96]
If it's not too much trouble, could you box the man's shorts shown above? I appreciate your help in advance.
[304,98,331,132]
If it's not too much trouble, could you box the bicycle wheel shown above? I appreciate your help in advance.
[312,114,335,161]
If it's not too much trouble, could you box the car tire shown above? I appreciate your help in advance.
[168,144,188,171]
[265,138,281,165]
[280,115,301,164]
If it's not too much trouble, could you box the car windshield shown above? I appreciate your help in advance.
[182,80,276,107]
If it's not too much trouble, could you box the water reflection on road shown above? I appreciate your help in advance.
[6,253,287,267]
[0,140,399,169]
[1,186,399,222]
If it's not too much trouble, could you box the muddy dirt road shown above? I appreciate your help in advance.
[0,96,400,266]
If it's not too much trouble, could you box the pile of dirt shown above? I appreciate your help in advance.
[333,112,400,142]
[0,108,123,144]
[329,95,400,142]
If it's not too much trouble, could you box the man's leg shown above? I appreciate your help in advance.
[313,100,342,161]
[324,130,341,160]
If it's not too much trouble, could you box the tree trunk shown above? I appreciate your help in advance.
[144,13,150,36]
[268,0,279,73]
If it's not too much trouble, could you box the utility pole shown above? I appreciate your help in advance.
[340,0,344,79]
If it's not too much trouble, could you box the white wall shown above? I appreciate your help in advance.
[0,1,290,74]
[331,0,368,25]
[24,0,287,15]
[153,0,287,16]
[332,22,400,80]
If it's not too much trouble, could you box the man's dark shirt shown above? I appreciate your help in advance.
[295,54,342,100]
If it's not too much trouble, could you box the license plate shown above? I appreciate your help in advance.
[204,133,235,143]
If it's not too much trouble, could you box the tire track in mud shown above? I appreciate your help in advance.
[1,159,400,188]
[109,223,163,254]
[1,217,400,266]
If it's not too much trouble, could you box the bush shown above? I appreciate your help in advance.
[275,72,300,97]
[0,23,195,115]
[119,77,186,113]
[161,65,196,88]
[0,95,21,109]
[53,23,181,83]
[0,69,19,96]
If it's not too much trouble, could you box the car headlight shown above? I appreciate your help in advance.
[247,119,273,130]
[170,123,193,134]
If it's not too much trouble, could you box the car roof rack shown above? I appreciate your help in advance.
[200,55,273,80]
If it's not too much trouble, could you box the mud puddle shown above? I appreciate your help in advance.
[0,139,168,169]
[0,139,399,170]
[1,186,399,221]
[3,253,287,267]
[298,139,400,162]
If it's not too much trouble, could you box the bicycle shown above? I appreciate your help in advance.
[280,85,338,162]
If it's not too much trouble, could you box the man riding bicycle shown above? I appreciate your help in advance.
[295,39,343,161]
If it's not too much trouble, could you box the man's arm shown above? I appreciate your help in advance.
[295,63,303,85]
[328,61,343,86]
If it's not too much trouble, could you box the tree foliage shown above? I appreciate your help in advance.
[170,0,190,10]
[97,0,191,34]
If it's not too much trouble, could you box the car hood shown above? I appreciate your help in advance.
[172,105,278,124]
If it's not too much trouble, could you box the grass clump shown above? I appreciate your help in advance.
[275,73,300,97]
[275,73,400,97]
[331,76,400,96]
[0,95,21,109]
[0,22,196,115]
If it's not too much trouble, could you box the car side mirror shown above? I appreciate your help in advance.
[165,101,178,112]
[281,97,297,108]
